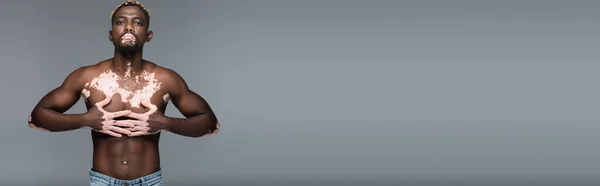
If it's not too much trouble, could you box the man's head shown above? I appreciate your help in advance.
[109,0,153,54]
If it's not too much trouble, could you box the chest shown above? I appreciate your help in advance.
[81,70,170,113]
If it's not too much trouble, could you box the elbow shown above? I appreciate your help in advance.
[195,121,220,138]
[28,115,51,132]
[211,121,220,135]
[29,123,50,132]
[27,115,37,128]
[212,121,220,134]
[28,109,41,127]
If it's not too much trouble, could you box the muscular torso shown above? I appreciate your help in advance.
[82,60,171,179]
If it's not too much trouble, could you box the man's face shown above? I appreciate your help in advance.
[109,5,153,53]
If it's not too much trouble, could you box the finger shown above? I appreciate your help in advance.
[95,94,113,107]
[130,126,147,132]
[129,131,148,137]
[107,126,132,136]
[133,126,146,131]
[142,99,156,109]
[111,110,132,118]
[129,120,149,127]
[142,100,158,114]
[127,112,148,121]
[115,119,146,127]
[102,130,122,137]
[111,120,135,128]
[95,95,114,113]
[122,128,137,132]
[123,126,143,132]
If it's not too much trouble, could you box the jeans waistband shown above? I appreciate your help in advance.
[89,168,162,186]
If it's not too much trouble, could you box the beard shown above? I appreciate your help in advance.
[115,31,142,54]
[117,41,140,54]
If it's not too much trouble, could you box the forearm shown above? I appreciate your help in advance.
[29,107,87,132]
[165,114,219,138]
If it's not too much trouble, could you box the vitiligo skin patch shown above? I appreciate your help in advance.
[81,89,91,103]
[122,33,136,45]
[29,67,171,133]
[28,115,50,132]
[162,93,170,104]
[84,68,163,108]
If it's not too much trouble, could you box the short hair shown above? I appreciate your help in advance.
[110,0,152,25]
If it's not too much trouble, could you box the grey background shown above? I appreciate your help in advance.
[1,0,600,185]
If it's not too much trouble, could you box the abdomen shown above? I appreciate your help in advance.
[91,131,161,180]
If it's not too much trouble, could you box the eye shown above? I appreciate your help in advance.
[116,20,125,25]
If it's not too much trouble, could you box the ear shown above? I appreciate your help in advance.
[109,30,113,41]
[146,30,154,42]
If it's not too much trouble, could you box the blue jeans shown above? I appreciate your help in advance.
[89,168,163,186]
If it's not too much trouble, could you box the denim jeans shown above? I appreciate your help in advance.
[89,168,163,186]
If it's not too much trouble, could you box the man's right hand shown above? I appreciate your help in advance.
[84,94,134,137]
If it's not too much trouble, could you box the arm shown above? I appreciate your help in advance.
[164,70,220,138]
[28,67,88,132]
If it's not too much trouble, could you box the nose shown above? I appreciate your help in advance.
[124,23,134,32]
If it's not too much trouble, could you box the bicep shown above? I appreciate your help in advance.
[172,90,213,118]
[34,67,86,113]
[35,85,81,113]
[165,69,214,118]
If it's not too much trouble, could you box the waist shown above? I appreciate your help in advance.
[91,156,161,180]
[90,168,162,186]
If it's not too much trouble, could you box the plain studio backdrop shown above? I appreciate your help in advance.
[1,0,600,185]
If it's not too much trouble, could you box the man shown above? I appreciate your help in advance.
[28,1,220,185]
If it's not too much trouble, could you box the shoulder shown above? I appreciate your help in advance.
[69,60,111,81]
[143,60,189,92]
[60,59,110,89]
[145,61,186,83]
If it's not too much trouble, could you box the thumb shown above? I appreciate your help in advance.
[142,99,157,112]
[141,99,151,107]
[111,110,132,118]
[96,94,114,107]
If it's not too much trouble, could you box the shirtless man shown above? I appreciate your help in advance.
[27,1,220,185]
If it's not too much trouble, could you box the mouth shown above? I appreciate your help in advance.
[121,33,136,43]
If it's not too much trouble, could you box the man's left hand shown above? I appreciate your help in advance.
[124,99,170,137]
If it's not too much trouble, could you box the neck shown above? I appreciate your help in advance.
[112,49,144,76]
